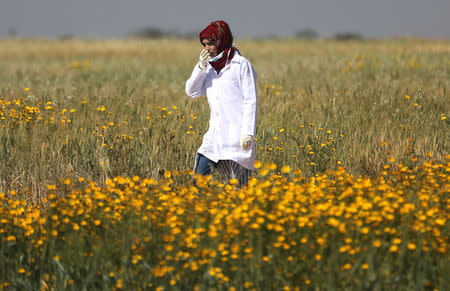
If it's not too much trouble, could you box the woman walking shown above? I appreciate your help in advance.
[185,20,258,188]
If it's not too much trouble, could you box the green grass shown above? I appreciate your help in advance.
[0,38,448,199]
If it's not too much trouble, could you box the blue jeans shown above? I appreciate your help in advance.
[194,153,251,187]
[195,153,217,175]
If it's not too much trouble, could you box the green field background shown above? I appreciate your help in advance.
[0,38,448,198]
[0,38,449,290]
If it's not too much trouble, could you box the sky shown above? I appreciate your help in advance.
[2,0,450,39]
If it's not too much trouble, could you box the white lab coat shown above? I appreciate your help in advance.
[185,51,257,170]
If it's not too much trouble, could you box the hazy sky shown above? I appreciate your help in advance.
[2,0,450,39]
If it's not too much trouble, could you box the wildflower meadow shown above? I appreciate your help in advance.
[0,38,449,290]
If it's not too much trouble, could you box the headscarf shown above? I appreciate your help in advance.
[199,20,236,73]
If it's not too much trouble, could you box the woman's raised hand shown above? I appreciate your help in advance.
[198,49,210,69]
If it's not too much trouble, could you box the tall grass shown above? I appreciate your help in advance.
[0,38,448,290]
[0,38,448,199]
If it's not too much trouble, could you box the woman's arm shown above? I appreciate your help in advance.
[240,60,258,136]
[185,65,207,98]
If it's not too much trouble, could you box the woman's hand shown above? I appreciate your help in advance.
[198,49,210,69]
[240,134,253,151]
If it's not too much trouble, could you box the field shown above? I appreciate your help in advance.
[0,38,449,290]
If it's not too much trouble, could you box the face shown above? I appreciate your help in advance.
[202,38,218,57]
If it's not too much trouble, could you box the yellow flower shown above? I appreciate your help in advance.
[339,245,349,253]
[229,178,238,185]
[341,263,352,270]
[281,165,291,173]
[435,218,446,226]
[47,184,57,190]
[407,243,416,250]
[116,279,123,289]
[389,245,398,252]
[393,238,402,245]
[259,169,269,176]
[265,163,277,170]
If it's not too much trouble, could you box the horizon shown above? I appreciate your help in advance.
[2,0,450,40]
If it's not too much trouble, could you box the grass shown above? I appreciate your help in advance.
[0,37,448,290]
[0,38,448,198]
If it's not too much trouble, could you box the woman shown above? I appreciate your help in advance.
[185,20,257,188]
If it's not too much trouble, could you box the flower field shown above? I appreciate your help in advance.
[0,38,449,289]
[1,162,449,290]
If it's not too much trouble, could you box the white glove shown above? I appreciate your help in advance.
[198,49,210,69]
[240,134,253,151]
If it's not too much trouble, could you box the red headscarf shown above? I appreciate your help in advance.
[199,20,236,73]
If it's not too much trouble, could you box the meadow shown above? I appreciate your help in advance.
[0,38,449,290]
